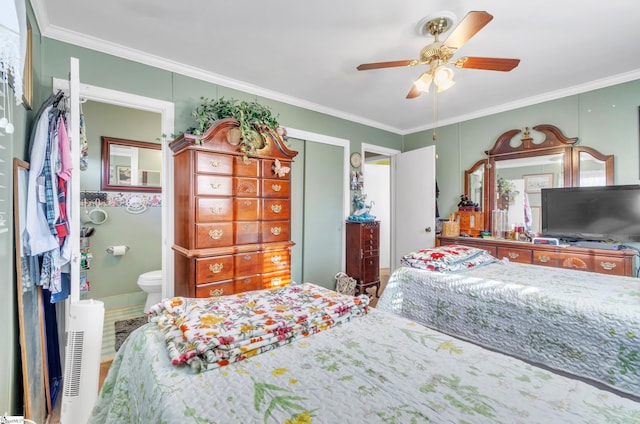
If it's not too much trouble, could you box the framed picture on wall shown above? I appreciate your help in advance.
[116,165,132,185]
[524,173,553,193]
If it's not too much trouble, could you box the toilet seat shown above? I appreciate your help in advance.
[138,270,162,288]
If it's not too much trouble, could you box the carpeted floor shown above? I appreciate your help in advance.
[114,315,148,351]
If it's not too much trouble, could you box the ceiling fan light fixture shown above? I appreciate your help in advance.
[433,65,455,92]
[414,72,433,93]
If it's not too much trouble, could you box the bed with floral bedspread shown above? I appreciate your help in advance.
[90,284,640,423]
[377,249,640,397]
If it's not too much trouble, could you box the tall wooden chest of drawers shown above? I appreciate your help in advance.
[345,221,381,296]
[169,119,298,298]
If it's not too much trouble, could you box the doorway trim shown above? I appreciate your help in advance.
[286,127,350,270]
[52,78,175,297]
[361,143,400,271]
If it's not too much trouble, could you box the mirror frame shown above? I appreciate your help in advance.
[101,136,162,192]
[465,124,614,231]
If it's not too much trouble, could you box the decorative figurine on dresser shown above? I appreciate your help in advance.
[169,118,297,298]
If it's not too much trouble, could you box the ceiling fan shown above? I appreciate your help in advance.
[357,11,520,99]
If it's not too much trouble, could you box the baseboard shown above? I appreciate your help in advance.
[90,291,146,309]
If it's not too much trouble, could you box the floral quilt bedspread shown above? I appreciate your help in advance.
[148,283,369,371]
[377,261,640,396]
[90,306,640,423]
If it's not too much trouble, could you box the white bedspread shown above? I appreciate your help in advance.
[90,306,640,423]
[377,262,640,397]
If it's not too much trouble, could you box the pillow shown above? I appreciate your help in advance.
[401,245,498,272]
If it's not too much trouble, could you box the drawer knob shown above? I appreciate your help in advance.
[600,261,616,270]
[272,184,282,192]
[271,204,282,213]
[209,206,223,214]
[209,229,224,239]
[209,288,224,297]
[243,255,252,261]
[271,277,282,286]
[209,263,224,273]
[271,226,282,235]
[538,255,551,263]
[209,159,221,168]
[508,252,519,259]
[271,255,282,264]
[210,182,222,189]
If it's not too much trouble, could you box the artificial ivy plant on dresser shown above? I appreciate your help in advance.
[169,98,297,297]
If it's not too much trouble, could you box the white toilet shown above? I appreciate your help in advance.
[137,270,163,313]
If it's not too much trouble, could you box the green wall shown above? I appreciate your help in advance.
[79,101,162,306]
[405,85,640,218]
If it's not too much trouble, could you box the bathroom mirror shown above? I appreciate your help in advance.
[101,136,162,192]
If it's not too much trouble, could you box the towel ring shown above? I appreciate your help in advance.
[88,202,109,225]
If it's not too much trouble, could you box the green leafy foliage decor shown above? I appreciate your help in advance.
[186,96,280,157]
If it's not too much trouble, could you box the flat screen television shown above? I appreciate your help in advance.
[541,185,640,242]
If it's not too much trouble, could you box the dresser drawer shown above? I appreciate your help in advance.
[262,199,290,220]
[196,174,233,196]
[233,156,259,177]
[233,177,259,196]
[195,222,234,248]
[234,251,262,276]
[195,255,234,284]
[497,246,532,264]
[557,253,591,271]
[234,275,263,293]
[261,221,290,243]
[196,197,233,222]
[592,255,628,276]
[362,255,379,283]
[196,151,233,175]
[533,251,592,270]
[262,159,292,180]
[262,179,290,198]
[262,270,290,290]
[195,280,235,298]
[532,251,560,267]
[234,221,260,245]
[263,249,290,273]
[234,198,259,220]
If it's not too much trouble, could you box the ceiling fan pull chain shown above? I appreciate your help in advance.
[432,91,438,141]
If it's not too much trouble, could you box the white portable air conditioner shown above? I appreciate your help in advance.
[60,299,104,424]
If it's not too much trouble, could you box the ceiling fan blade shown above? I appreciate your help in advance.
[357,60,418,71]
[454,57,520,71]
[406,85,422,99]
[443,11,493,50]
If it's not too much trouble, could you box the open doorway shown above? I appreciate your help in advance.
[361,143,400,293]
[53,78,174,298]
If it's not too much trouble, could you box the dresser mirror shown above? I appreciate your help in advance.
[101,136,162,192]
[464,124,613,232]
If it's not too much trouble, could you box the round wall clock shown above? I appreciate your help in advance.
[350,152,362,168]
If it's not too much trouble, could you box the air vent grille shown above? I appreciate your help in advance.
[62,331,84,397]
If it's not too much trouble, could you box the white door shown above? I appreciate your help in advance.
[392,145,436,269]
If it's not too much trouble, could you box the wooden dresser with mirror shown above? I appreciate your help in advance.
[170,119,298,298]
[437,124,637,277]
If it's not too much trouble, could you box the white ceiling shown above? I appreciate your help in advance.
[31,0,640,135]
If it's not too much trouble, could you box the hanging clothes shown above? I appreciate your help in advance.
[79,105,89,170]
[26,92,73,301]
